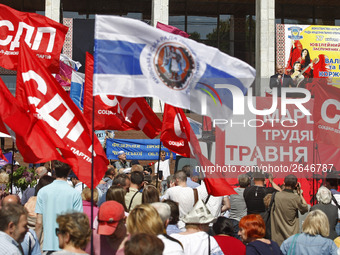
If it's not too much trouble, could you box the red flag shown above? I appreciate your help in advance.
[0,4,68,72]
[313,83,340,147]
[166,105,236,196]
[156,22,190,38]
[84,53,162,138]
[160,104,191,157]
[0,77,68,163]
[16,43,108,188]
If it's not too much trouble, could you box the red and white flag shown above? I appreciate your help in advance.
[160,104,191,157]
[16,43,108,188]
[0,77,68,163]
[163,104,236,196]
[83,53,162,138]
[314,83,340,147]
[0,4,68,72]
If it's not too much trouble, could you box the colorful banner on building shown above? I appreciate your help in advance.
[276,24,340,88]
[106,138,174,160]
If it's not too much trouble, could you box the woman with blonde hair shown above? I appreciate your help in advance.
[53,212,91,254]
[127,204,184,254]
[127,204,164,235]
[281,210,338,254]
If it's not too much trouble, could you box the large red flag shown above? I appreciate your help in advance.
[0,77,69,163]
[160,104,191,157]
[16,43,108,188]
[0,4,68,72]
[83,53,162,138]
[314,83,340,147]
[165,104,236,196]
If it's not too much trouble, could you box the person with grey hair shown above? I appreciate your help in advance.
[281,210,338,254]
[151,202,184,255]
[21,166,49,205]
[228,174,250,239]
[311,186,338,240]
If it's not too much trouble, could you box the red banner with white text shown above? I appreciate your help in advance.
[16,43,108,188]
[0,4,68,72]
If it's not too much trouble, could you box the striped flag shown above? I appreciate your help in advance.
[93,15,255,121]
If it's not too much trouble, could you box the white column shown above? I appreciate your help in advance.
[151,0,169,112]
[255,0,275,96]
[45,0,60,22]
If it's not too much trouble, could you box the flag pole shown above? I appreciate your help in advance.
[10,141,15,194]
[156,100,164,191]
[90,95,95,255]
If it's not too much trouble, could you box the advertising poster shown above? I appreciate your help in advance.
[276,24,340,89]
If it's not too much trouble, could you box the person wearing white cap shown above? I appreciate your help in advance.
[170,200,223,255]
[114,151,131,173]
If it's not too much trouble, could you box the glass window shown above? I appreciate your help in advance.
[0,75,16,95]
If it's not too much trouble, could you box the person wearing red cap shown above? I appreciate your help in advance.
[85,201,128,255]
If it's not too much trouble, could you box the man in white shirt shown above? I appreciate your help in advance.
[154,150,173,194]
[162,170,195,230]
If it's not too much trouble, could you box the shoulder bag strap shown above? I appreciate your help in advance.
[268,191,276,211]
[331,194,340,209]
[193,188,198,205]
[287,234,300,255]
[208,234,211,255]
[163,234,183,249]
[205,195,211,204]
[128,191,140,211]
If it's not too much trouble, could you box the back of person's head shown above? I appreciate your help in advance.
[124,233,164,255]
[112,173,130,187]
[35,175,55,196]
[0,203,26,231]
[36,166,48,178]
[1,194,20,206]
[284,174,297,189]
[106,185,128,212]
[181,165,191,177]
[142,185,160,204]
[81,187,99,204]
[163,200,179,225]
[252,172,265,182]
[104,168,115,178]
[56,212,91,249]
[127,204,164,236]
[151,202,171,225]
[239,214,265,241]
[54,161,71,178]
[213,217,234,236]
[131,164,143,172]
[130,171,144,186]
[302,210,329,237]
[174,170,187,183]
[326,175,338,189]
[316,186,332,204]
[166,175,176,187]
[238,174,250,188]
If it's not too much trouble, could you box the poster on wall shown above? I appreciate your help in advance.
[276,24,340,91]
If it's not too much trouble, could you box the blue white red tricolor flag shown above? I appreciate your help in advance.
[93,16,255,120]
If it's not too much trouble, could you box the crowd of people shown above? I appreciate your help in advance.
[1,151,340,255]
